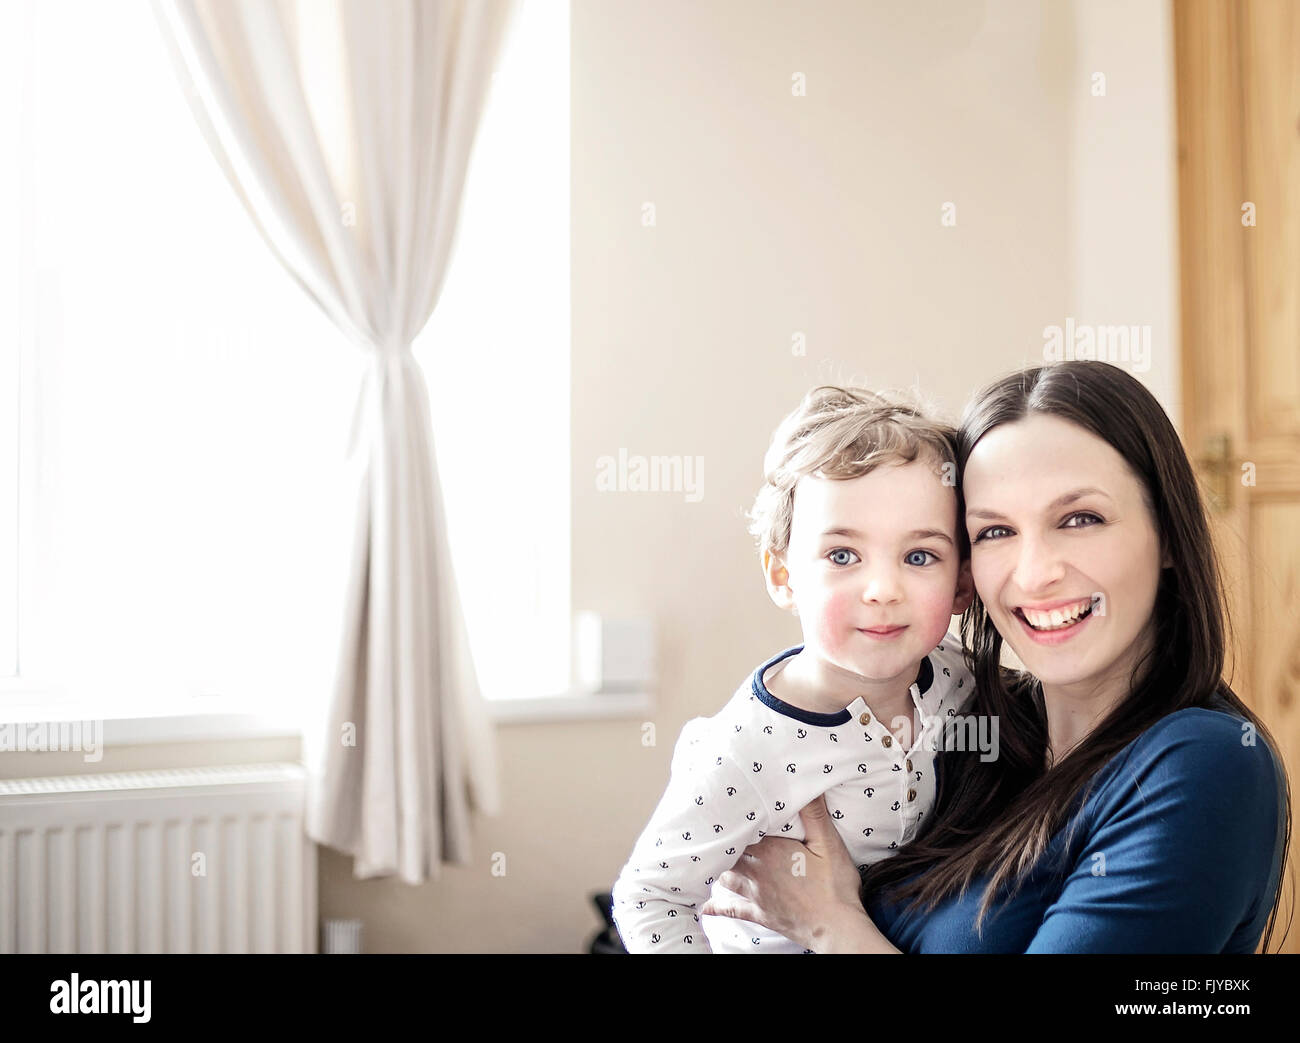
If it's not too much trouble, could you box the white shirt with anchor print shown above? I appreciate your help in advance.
[611,635,975,953]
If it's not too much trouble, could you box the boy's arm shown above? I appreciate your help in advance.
[612,722,769,953]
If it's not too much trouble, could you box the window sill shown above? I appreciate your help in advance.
[0,689,653,744]
[0,701,304,746]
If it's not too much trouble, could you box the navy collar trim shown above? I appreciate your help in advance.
[752,646,935,727]
[915,654,934,696]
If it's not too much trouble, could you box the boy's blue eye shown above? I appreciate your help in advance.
[828,548,859,567]
[904,549,937,567]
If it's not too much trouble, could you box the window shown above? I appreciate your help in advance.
[417,0,571,701]
[0,0,570,720]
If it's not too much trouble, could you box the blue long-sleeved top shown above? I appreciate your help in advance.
[864,704,1287,953]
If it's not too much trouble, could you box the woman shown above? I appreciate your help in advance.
[700,361,1292,953]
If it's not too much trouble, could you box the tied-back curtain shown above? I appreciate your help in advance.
[152,0,515,883]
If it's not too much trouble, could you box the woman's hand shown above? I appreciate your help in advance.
[699,793,900,953]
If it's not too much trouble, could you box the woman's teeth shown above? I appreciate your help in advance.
[1020,600,1093,631]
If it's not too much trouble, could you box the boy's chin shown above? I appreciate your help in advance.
[822,641,926,680]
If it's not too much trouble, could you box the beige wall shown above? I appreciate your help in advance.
[1067,0,1180,423]
[2,0,1180,953]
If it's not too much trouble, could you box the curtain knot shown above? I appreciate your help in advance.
[375,336,410,362]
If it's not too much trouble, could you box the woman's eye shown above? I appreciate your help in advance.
[827,548,859,567]
[1063,511,1103,529]
[972,525,1012,543]
[904,549,937,567]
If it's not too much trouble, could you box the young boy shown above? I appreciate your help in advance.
[611,385,976,953]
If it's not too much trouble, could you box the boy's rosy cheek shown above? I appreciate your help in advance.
[813,593,859,647]
[917,586,959,633]
[925,585,956,613]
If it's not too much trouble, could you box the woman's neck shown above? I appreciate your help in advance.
[1041,683,1125,767]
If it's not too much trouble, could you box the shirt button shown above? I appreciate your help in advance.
[881,735,892,748]
[906,759,913,772]
[858,712,871,725]
[907,788,917,802]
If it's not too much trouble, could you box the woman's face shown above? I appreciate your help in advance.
[961,413,1164,698]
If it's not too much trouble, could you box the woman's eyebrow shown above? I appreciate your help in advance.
[966,487,1112,521]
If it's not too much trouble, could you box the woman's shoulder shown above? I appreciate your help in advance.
[1066,704,1287,927]
[1090,704,1284,810]
[1127,703,1276,759]
[1135,702,1252,738]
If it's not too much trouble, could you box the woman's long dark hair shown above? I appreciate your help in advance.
[859,361,1293,951]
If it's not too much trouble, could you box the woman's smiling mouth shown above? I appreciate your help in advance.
[1013,597,1097,642]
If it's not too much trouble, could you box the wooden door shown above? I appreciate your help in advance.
[1175,0,1300,954]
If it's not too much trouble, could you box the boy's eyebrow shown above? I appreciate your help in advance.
[966,486,1112,521]
[821,527,954,545]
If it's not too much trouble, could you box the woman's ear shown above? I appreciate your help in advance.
[951,558,975,614]
[762,549,796,611]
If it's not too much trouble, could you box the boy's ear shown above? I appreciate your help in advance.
[762,549,796,611]
[951,558,975,615]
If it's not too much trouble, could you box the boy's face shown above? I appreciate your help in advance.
[764,458,973,686]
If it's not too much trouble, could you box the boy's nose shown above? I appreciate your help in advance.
[860,569,903,604]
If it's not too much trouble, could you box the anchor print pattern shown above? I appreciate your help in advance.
[611,637,975,954]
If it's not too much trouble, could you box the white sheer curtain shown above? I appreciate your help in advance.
[152,0,516,882]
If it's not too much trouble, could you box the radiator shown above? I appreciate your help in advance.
[0,762,317,954]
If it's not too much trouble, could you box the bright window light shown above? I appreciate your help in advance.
[1,0,570,715]
[417,0,571,701]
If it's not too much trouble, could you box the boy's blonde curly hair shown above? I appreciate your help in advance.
[746,385,963,559]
